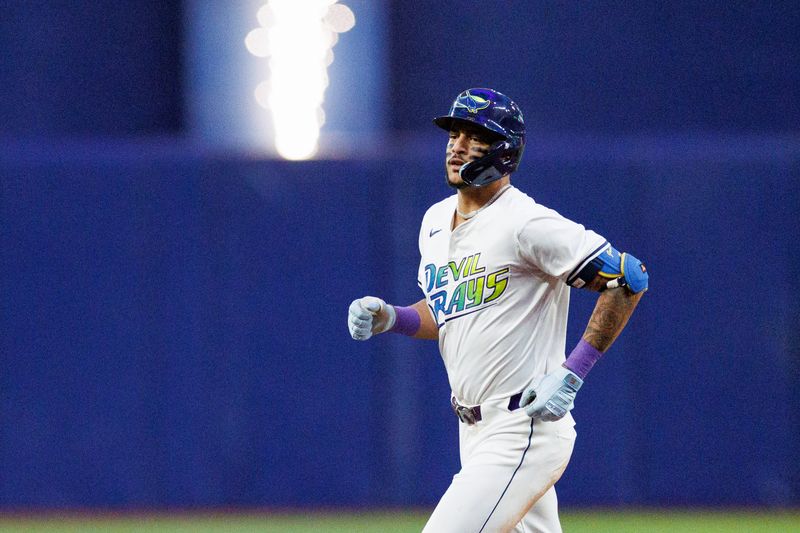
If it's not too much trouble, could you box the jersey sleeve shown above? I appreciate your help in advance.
[515,206,607,280]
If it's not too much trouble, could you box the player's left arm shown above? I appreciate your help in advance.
[522,246,648,421]
[580,278,643,348]
[575,247,648,351]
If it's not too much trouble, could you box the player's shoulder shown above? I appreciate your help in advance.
[418,194,456,245]
[502,186,557,219]
[422,194,457,222]
[507,186,605,247]
[502,186,595,243]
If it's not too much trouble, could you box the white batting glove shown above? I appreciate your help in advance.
[348,296,397,341]
[520,366,584,422]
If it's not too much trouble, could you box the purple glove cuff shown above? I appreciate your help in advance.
[563,339,604,380]
[389,305,421,337]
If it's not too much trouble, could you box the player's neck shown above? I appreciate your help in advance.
[456,177,511,215]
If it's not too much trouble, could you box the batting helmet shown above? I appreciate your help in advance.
[433,88,526,187]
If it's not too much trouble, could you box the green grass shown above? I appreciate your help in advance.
[0,513,427,533]
[562,510,800,532]
[0,510,797,532]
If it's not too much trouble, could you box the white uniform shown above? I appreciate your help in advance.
[417,186,606,533]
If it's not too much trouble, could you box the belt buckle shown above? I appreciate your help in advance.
[451,397,478,425]
[458,406,477,425]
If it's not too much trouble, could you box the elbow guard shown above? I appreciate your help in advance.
[568,244,649,293]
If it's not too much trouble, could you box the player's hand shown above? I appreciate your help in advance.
[520,366,583,421]
[348,296,397,341]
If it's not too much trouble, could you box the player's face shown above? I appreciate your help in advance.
[445,124,496,189]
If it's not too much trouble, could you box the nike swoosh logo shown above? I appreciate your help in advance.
[429,228,442,237]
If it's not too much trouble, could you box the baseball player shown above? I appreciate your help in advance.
[348,88,648,533]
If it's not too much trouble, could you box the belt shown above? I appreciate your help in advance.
[451,392,524,425]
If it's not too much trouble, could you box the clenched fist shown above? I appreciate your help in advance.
[348,296,396,340]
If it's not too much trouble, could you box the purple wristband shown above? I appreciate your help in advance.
[389,305,421,337]
[563,339,604,380]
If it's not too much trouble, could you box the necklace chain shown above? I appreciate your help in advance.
[456,184,512,220]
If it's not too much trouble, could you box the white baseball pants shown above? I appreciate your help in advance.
[422,397,576,533]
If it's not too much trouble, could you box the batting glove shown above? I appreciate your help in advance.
[348,296,396,341]
[520,367,584,422]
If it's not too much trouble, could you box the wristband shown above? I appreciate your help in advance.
[563,339,604,380]
[389,305,421,337]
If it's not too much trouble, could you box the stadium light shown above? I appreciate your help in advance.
[245,0,355,160]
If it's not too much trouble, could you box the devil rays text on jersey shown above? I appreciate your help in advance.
[423,252,510,325]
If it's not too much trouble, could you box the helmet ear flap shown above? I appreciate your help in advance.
[459,138,524,187]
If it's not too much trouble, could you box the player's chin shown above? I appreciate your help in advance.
[445,169,468,190]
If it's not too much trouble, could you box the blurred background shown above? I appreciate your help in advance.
[1,0,799,529]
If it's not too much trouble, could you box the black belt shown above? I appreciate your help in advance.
[451,392,524,425]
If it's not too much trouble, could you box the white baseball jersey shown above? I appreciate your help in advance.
[417,186,607,406]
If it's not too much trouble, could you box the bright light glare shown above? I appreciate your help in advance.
[244,28,270,57]
[325,4,355,33]
[254,81,271,109]
[246,1,355,160]
[256,4,273,27]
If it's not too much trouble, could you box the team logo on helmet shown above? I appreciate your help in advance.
[452,91,491,114]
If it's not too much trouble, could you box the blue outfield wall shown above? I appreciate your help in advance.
[0,138,799,509]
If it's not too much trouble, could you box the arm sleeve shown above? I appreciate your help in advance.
[515,206,607,280]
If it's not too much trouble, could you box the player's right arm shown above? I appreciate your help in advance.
[348,297,438,341]
[409,299,439,339]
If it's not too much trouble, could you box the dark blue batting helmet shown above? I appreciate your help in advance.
[433,88,526,187]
